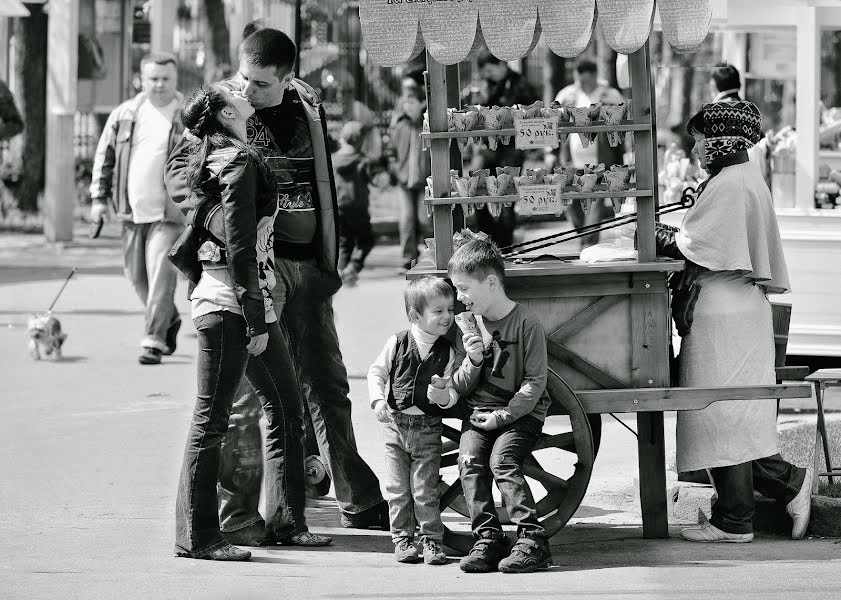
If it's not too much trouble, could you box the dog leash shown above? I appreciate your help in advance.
[47,267,77,312]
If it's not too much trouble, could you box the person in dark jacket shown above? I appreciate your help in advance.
[391,86,431,270]
[473,50,539,248]
[171,84,331,561]
[332,120,376,287]
[165,29,387,543]
[0,78,23,142]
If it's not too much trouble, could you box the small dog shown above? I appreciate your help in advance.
[26,313,67,360]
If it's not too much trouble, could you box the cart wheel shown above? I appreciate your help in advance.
[439,368,594,554]
[304,454,331,499]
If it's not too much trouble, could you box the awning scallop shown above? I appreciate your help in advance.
[358,0,713,67]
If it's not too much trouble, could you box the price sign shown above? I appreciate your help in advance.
[514,117,559,149]
[516,184,565,216]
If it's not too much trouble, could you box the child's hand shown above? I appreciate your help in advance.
[373,401,391,424]
[427,383,450,407]
[462,333,484,365]
[469,411,499,431]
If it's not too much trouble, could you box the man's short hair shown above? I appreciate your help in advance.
[404,277,454,317]
[447,238,506,288]
[476,48,504,69]
[242,18,269,40]
[240,28,297,74]
[140,52,178,70]
[575,59,598,75]
[711,63,741,93]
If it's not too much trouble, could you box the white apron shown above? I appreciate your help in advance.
[675,272,779,471]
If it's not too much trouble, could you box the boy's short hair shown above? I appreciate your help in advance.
[340,121,365,148]
[140,52,178,70]
[240,28,297,75]
[575,59,598,75]
[404,277,454,317]
[447,237,506,288]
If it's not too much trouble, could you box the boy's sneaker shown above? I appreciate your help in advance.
[459,531,509,573]
[422,537,447,565]
[498,534,552,574]
[394,538,420,563]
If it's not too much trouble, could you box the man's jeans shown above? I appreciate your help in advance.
[459,415,545,539]
[175,312,308,556]
[709,454,807,534]
[383,412,444,543]
[122,221,181,351]
[217,257,383,532]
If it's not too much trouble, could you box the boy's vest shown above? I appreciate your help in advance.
[388,330,451,416]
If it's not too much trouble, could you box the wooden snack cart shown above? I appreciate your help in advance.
[359,0,812,551]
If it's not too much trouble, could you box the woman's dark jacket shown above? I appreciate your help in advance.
[178,146,276,337]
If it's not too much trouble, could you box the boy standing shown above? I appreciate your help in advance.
[368,277,483,565]
[332,120,376,287]
[448,239,553,574]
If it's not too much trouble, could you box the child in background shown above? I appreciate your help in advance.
[368,276,484,565]
[447,238,553,574]
[332,120,376,287]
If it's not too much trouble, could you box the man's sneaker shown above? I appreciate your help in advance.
[341,501,389,530]
[277,531,333,547]
[163,318,181,355]
[394,538,420,563]
[175,542,251,561]
[422,537,447,565]
[498,535,552,574]
[459,532,509,573]
[787,467,813,539]
[680,523,753,543]
[138,347,162,365]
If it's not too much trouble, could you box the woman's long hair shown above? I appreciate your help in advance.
[181,85,255,190]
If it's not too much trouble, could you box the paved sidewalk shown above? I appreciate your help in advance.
[1,230,840,599]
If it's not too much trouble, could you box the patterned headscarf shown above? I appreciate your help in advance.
[701,101,762,164]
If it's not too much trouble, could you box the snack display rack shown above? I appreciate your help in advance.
[358,0,812,552]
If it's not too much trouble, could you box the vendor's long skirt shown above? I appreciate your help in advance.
[676,271,779,473]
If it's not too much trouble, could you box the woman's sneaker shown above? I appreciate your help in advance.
[422,537,447,565]
[459,532,509,573]
[680,523,753,543]
[787,467,813,539]
[394,538,420,563]
[498,535,552,574]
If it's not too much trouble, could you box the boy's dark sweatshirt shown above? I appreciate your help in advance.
[331,146,370,210]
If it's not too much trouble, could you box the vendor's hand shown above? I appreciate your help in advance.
[470,411,499,431]
[373,400,391,424]
[427,383,450,407]
[463,333,484,365]
[246,332,269,356]
[90,203,107,223]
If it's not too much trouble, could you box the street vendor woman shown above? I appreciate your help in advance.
[655,101,814,543]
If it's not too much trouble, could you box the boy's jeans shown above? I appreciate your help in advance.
[384,411,444,543]
[459,414,546,539]
[175,312,307,556]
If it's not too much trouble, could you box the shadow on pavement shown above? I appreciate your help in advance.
[0,265,123,285]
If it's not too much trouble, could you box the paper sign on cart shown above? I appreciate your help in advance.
[514,117,559,149]
[517,184,565,216]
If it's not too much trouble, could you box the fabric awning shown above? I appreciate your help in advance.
[0,0,29,17]
[359,0,712,67]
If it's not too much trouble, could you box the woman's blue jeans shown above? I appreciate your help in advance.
[174,311,307,557]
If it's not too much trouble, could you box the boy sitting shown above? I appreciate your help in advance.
[368,276,483,564]
[448,238,553,574]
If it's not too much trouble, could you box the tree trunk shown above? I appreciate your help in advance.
[544,47,566,104]
[202,0,231,83]
[9,6,47,213]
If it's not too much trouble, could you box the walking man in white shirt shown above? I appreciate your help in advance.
[90,53,186,365]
